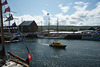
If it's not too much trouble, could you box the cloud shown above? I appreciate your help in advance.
[3,15,43,26]
[55,1,100,26]
[75,1,88,5]
[58,4,69,13]
[87,2,100,18]
[55,13,70,25]
[42,10,48,15]
[74,1,89,11]
[3,10,50,26]
[4,2,100,26]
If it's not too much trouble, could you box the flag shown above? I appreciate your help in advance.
[4,7,10,13]
[5,14,13,21]
[25,45,33,61]
[12,22,17,27]
[2,0,8,6]
[28,52,33,61]
[47,13,49,15]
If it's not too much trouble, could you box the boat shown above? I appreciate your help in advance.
[37,35,65,39]
[44,36,64,39]
[0,0,32,67]
[2,52,29,67]
[82,34,100,41]
[5,32,23,43]
[38,17,65,39]
[81,30,100,41]
[49,41,66,48]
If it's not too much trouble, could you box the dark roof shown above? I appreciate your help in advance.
[88,27,95,30]
[20,21,33,26]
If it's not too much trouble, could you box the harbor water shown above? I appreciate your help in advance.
[0,38,100,67]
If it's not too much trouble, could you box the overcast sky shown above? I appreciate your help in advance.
[2,0,100,26]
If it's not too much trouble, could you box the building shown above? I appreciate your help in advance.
[19,21,38,33]
[97,27,100,32]
[0,22,18,34]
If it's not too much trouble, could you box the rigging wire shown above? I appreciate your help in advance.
[8,0,24,25]
[9,0,23,16]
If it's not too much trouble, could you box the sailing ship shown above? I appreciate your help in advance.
[44,18,64,39]
[38,14,64,39]
[0,0,32,67]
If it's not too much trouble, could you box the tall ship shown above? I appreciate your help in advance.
[38,14,65,39]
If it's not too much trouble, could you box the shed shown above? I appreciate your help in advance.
[19,21,38,33]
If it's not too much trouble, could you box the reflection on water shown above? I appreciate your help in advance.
[0,38,100,67]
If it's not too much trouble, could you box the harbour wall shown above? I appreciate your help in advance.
[64,34,82,39]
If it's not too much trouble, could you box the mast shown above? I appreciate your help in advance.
[41,21,42,34]
[8,13,11,34]
[57,18,59,34]
[0,0,5,57]
[47,13,50,36]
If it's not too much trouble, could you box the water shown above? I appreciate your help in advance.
[0,38,100,67]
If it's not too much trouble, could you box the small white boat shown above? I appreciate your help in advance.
[2,60,29,67]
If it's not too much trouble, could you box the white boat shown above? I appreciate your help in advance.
[2,52,29,67]
[44,36,64,39]
[37,35,64,39]
[2,60,29,67]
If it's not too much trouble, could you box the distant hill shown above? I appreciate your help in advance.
[38,25,100,31]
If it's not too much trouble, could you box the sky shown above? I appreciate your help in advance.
[2,0,100,26]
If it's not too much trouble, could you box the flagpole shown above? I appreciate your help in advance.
[0,0,5,58]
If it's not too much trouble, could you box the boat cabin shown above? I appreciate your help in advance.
[52,41,62,45]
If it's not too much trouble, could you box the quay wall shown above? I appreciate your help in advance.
[64,34,82,39]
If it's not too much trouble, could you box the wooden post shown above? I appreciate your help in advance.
[0,0,5,57]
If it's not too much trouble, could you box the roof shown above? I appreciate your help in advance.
[88,27,95,30]
[20,21,33,26]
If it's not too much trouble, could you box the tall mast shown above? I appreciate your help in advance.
[0,0,5,57]
[8,13,11,34]
[57,18,59,34]
[41,21,42,33]
[48,19,50,36]
[47,13,50,36]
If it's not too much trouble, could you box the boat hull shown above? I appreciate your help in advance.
[37,35,64,39]
[2,59,29,67]
[82,35,100,41]
[49,45,66,48]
